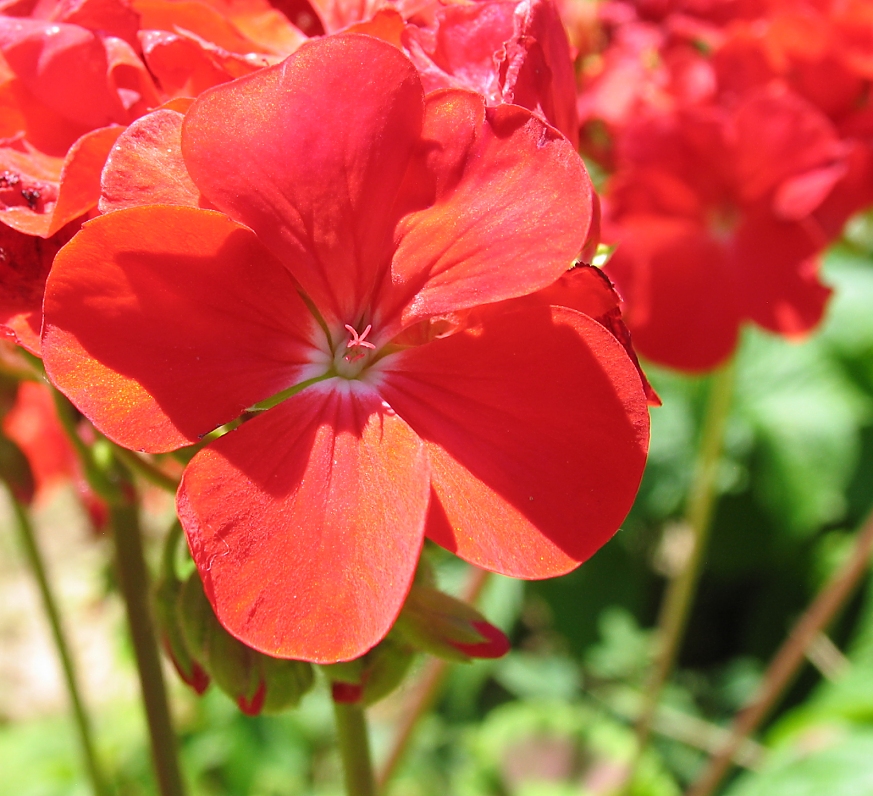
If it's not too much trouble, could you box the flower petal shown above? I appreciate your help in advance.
[379,303,649,578]
[382,93,593,333]
[177,383,430,662]
[0,218,80,354]
[43,205,322,452]
[604,215,741,372]
[731,211,831,337]
[0,17,129,128]
[182,34,425,325]
[100,109,202,212]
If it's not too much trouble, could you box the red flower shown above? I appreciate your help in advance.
[601,86,842,370]
[43,35,649,662]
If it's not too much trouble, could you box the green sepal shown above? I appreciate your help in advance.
[393,585,492,662]
[361,636,416,707]
[178,571,313,714]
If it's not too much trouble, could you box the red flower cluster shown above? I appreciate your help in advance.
[575,0,873,370]
[0,0,308,352]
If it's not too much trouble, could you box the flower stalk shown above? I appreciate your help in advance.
[7,489,110,796]
[111,498,186,796]
[333,697,377,796]
[687,504,873,796]
[633,359,736,769]
[48,386,185,796]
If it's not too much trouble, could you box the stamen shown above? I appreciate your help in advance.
[343,324,376,363]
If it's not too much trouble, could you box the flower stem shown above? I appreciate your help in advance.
[333,698,377,796]
[8,490,111,796]
[110,499,186,796]
[109,445,180,494]
[634,360,736,763]
[686,505,873,796]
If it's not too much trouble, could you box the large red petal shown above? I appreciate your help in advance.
[42,206,322,453]
[382,93,593,333]
[182,34,425,326]
[378,303,649,578]
[177,383,430,662]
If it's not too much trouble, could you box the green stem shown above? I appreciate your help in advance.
[110,500,186,796]
[634,360,737,765]
[110,446,180,494]
[9,490,111,796]
[333,699,377,796]
[47,386,184,793]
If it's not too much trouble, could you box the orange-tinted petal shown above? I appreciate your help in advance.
[43,206,322,452]
[1,124,123,237]
[177,383,430,662]
[379,303,649,578]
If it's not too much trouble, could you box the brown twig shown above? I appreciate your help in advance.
[686,507,873,796]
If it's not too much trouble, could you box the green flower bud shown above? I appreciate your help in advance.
[153,574,210,694]
[178,571,313,715]
[394,584,510,662]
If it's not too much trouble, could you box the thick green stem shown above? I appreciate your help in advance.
[110,501,186,796]
[634,360,736,765]
[333,698,377,796]
[9,491,110,796]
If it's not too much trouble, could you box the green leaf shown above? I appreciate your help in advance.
[726,730,873,796]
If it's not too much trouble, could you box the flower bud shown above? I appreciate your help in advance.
[395,584,510,662]
[178,571,314,715]
[323,636,415,706]
[153,574,210,695]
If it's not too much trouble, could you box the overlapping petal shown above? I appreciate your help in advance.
[43,205,322,452]
[604,215,740,371]
[0,17,137,127]
[379,303,649,577]
[1,124,123,237]
[177,383,430,662]
[384,93,593,332]
[182,34,425,326]
[100,109,203,212]
[0,219,77,354]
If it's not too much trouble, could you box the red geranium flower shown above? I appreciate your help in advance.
[42,34,649,662]
[601,85,842,370]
